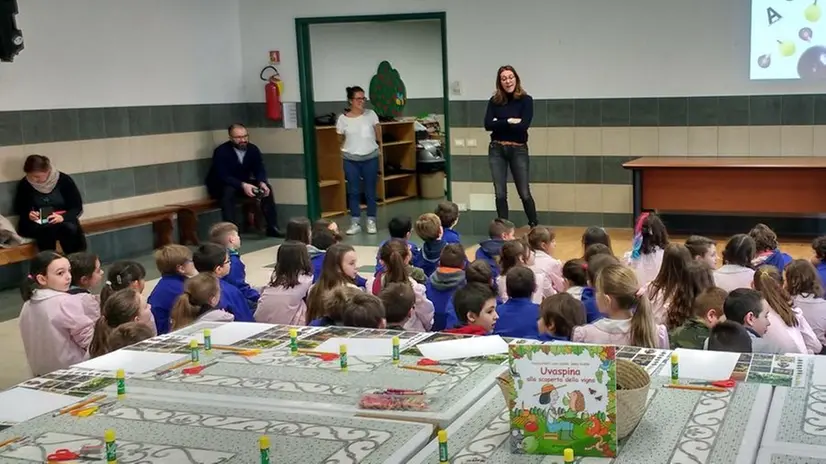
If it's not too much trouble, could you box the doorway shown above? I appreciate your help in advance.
[295,12,451,220]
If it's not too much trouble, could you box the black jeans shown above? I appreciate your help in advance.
[488,142,538,225]
[20,220,87,254]
[220,183,279,231]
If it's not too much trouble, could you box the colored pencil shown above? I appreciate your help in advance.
[212,345,258,353]
[663,384,727,393]
[55,394,107,416]
[0,436,22,449]
[154,359,192,377]
[296,349,337,355]
[399,365,447,375]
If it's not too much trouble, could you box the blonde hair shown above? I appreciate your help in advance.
[154,244,193,275]
[208,222,239,246]
[754,265,797,327]
[171,273,221,330]
[596,264,658,348]
[89,289,142,358]
[414,213,441,241]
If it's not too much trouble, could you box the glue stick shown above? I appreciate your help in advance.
[289,328,298,356]
[438,429,448,463]
[259,435,271,464]
[105,429,117,463]
[671,352,679,385]
[339,344,348,372]
[190,339,200,365]
[392,336,400,365]
[116,369,126,400]
[564,447,574,462]
[203,329,212,352]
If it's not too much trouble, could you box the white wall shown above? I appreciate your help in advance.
[309,20,443,102]
[239,0,826,102]
[0,0,244,111]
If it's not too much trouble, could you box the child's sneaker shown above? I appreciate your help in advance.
[366,218,377,234]
[346,222,362,235]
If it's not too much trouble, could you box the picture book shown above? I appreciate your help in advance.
[507,343,617,458]
[730,353,808,387]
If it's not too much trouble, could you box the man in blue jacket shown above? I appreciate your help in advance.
[205,123,283,237]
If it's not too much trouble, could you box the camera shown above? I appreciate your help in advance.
[251,187,266,199]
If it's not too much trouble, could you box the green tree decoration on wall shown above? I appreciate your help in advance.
[369,60,407,119]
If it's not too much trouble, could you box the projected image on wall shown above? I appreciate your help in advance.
[751,0,826,79]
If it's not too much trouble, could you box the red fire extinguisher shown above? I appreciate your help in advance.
[261,65,283,121]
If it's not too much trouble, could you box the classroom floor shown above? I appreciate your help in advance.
[0,225,816,390]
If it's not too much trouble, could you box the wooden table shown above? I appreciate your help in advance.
[622,157,826,236]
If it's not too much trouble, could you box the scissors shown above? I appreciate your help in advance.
[46,449,80,462]
[688,379,736,389]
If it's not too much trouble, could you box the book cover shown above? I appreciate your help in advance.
[507,343,617,457]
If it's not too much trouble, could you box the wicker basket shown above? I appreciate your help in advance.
[616,358,651,439]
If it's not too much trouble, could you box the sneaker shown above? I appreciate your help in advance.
[346,222,362,235]
[366,219,377,234]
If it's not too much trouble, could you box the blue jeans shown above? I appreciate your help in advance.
[488,142,538,225]
[344,156,379,218]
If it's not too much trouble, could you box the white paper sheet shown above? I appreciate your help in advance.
[0,387,80,423]
[314,338,393,357]
[417,335,510,361]
[187,322,274,346]
[657,348,740,382]
[810,356,826,385]
[75,350,187,374]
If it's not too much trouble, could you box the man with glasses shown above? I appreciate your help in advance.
[205,123,284,237]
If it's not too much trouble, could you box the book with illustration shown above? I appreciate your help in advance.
[506,343,617,458]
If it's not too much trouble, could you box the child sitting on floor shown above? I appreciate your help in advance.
[714,234,756,292]
[670,287,728,349]
[369,239,434,331]
[286,217,312,244]
[148,244,198,334]
[19,251,95,375]
[562,259,588,301]
[754,265,822,354]
[476,218,515,280]
[426,243,466,331]
[171,273,234,330]
[685,235,718,269]
[580,253,619,323]
[66,251,103,319]
[341,292,386,329]
[435,201,461,244]
[89,288,154,358]
[750,223,792,270]
[209,222,260,305]
[811,236,826,287]
[379,282,415,330]
[444,283,499,335]
[257,241,314,325]
[193,243,254,322]
[538,293,586,341]
[107,322,155,352]
[376,216,425,284]
[306,244,361,326]
[581,227,613,258]
[528,226,565,292]
[572,263,669,349]
[722,288,781,354]
[100,261,156,335]
[494,267,543,340]
[707,321,753,353]
[624,212,669,286]
[413,213,445,277]
[497,239,554,304]
[785,259,826,347]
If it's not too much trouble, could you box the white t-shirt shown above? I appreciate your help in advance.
[336,110,379,157]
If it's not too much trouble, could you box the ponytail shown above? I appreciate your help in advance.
[20,251,64,301]
[630,292,658,348]
[170,294,199,331]
[379,239,410,285]
[500,240,525,276]
[596,263,658,348]
[100,261,147,306]
[89,288,142,358]
[171,273,220,330]
[754,265,796,327]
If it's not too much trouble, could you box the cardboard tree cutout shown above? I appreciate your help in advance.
[369,61,407,118]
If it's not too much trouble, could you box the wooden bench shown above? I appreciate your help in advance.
[0,243,37,266]
[168,199,219,246]
[622,156,826,235]
[82,206,178,249]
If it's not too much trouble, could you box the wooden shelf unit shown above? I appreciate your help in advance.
[315,120,419,218]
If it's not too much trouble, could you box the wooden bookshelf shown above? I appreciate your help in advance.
[315,120,419,218]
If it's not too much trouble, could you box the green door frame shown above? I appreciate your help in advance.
[295,12,451,220]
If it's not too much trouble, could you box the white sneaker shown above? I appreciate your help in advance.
[346,222,361,235]
[366,219,377,234]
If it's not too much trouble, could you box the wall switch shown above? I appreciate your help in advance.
[454,139,465,147]
[450,81,461,96]
[466,139,477,147]
[457,203,468,212]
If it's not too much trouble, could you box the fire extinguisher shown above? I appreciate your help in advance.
[260,65,283,121]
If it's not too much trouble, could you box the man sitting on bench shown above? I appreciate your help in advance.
[205,123,284,238]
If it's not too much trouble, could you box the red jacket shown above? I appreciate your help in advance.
[444,324,489,336]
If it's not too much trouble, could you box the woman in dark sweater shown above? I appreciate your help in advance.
[484,65,538,227]
[13,154,87,253]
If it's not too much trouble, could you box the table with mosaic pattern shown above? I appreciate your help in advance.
[758,356,826,462]
[408,377,772,463]
[0,395,432,463]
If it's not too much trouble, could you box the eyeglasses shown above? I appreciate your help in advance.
[231,134,249,140]
[352,97,367,101]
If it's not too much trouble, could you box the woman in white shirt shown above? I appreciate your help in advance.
[336,86,381,235]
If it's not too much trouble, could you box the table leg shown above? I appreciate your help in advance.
[632,169,642,223]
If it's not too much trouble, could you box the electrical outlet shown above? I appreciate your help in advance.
[450,81,461,96]
[454,139,465,147]
[467,139,477,147]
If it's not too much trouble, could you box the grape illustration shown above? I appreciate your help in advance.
[797,45,826,78]
[368,61,407,119]
[800,27,813,42]
[805,0,821,22]
[758,54,772,68]
[778,40,797,57]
